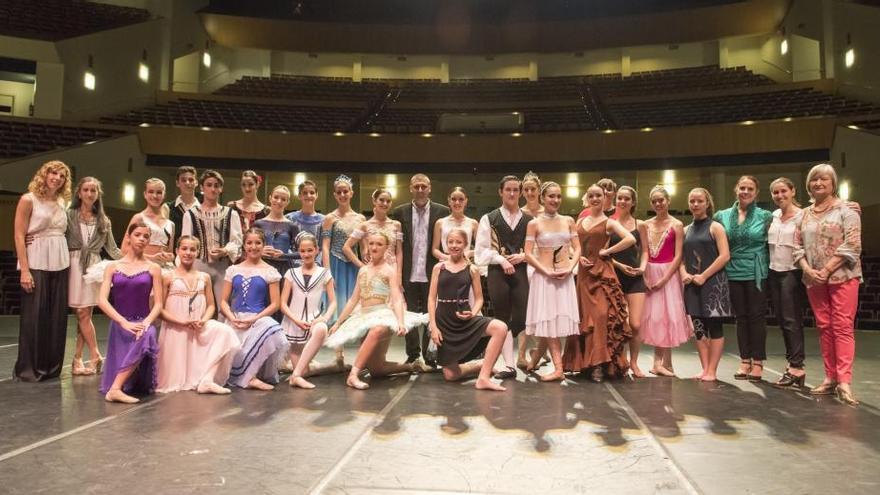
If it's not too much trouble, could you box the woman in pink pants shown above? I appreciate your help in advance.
[794,163,862,406]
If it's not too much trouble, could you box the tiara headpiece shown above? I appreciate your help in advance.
[334,174,353,187]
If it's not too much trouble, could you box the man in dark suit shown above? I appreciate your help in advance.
[390,173,450,365]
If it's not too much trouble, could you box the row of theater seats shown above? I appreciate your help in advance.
[0,0,151,41]
[103,88,874,134]
[100,99,364,133]
[0,120,127,159]
[608,89,874,129]
[215,66,771,104]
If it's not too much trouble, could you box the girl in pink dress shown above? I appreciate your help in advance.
[638,186,691,376]
[157,236,240,394]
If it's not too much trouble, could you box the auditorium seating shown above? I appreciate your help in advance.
[0,119,127,159]
[0,0,151,41]
[100,99,364,132]
[608,89,874,129]
[109,65,876,133]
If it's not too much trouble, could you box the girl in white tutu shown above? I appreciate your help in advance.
[638,186,691,376]
[280,233,342,389]
[327,231,429,390]
[523,182,581,382]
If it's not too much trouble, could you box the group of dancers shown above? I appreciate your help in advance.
[12,161,863,405]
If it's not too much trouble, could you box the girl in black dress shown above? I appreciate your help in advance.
[428,228,508,391]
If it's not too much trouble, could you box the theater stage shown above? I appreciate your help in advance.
[0,316,878,494]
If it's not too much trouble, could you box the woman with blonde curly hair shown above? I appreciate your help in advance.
[14,160,72,381]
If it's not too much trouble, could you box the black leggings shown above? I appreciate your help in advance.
[767,269,806,369]
[692,317,723,340]
[487,265,529,337]
[729,279,767,360]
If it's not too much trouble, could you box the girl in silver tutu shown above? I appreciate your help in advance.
[326,231,429,389]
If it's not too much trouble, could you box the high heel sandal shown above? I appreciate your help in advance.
[809,382,837,395]
[734,360,751,380]
[775,371,806,389]
[836,387,860,406]
[747,362,764,382]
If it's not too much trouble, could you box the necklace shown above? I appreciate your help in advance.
[812,200,834,214]
[540,212,558,219]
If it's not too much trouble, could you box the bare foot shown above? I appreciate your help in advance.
[650,366,675,377]
[197,381,231,394]
[247,378,275,391]
[630,366,647,378]
[289,375,316,389]
[346,374,369,390]
[692,372,705,380]
[475,378,506,391]
[700,374,717,382]
[539,370,564,382]
[105,389,139,403]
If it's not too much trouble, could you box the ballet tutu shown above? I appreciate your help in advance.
[324,304,429,348]
[525,271,580,338]
[640,261,693,348]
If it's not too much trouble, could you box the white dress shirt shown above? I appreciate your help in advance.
[409,202,430,283]
[475,206,523,266]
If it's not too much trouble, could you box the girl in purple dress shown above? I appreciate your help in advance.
[98,222,163,403]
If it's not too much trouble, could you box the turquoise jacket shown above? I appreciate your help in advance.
[714,202,772,289]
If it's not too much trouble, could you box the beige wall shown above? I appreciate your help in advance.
[0,80,34,117]
[539,49,622,77]
[627,41,718,73]
[360,54,446,80]
[270,52,356,78]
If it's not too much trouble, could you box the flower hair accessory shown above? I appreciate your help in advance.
[334,174,353,187]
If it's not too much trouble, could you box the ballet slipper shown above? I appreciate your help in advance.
[197,381,231,394]
[649,366,675,377]
[346,374,370,390]
[475,378,506,391]
[539,370,564,382]
[289,375,316,389]
[247,377,275,391]
[105,389,139,404]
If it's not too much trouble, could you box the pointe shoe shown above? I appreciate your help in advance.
[71,358,95,376]
[197,381,231,395]
[92,355,104,374]
[247,378,275,391]
[105,389,139,404]
[836,387,860,406]
[810,382,837,395]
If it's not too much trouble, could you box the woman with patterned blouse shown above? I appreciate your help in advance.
[794,163,862,406]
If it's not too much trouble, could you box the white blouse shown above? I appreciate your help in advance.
[768,209,802,272]
[23,193,69,271]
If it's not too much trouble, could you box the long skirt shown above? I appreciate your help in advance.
[15,268,69,381]
[524,271,580,338]
[227,313,289,388]
[330,254,358,324]
[157,320,240,392]
[641,261,692,348]
[100,320,159,395]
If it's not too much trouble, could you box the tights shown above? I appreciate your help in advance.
[487,265,529,337]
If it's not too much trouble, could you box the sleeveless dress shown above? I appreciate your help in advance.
[524,230,580,338]
[683,218,732,318]
[563,219,631,376]
[68,219,100,307]
[287,210,325,266]
[100,269,160,395]
[435,264,493,366]
[281,266,333,344]
[322,214,362,322]
[157,276,240,392]
[224,264,289,387]
[323,269,428,348]
[641,227,692,347]
[609,227,646,294]
[253,217,300,276]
